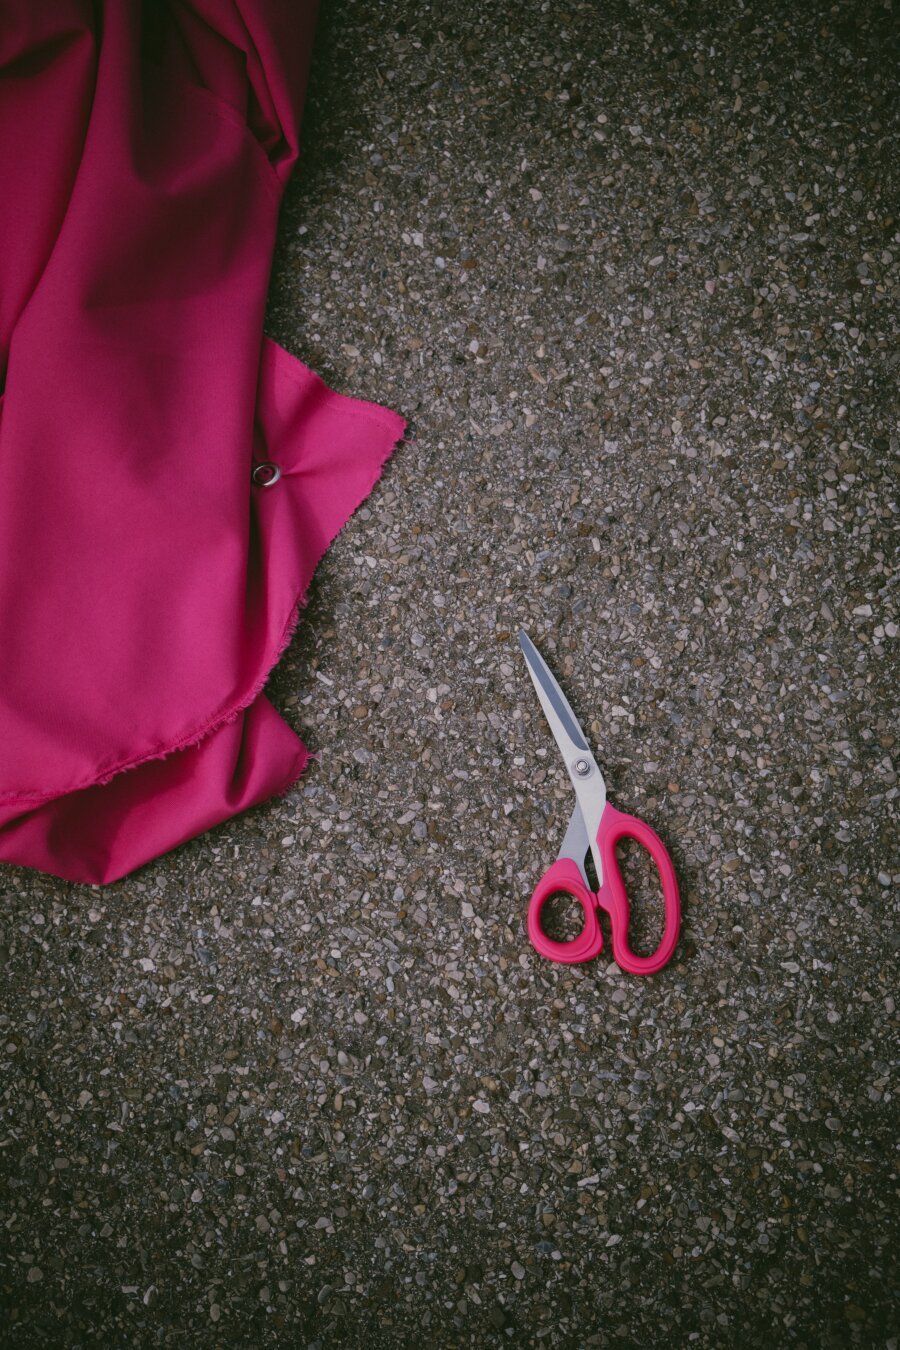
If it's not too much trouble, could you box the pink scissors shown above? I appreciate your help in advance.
[519,631,681,975]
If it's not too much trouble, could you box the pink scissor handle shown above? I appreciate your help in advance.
[527,858,604,965]
[595,805,681,975]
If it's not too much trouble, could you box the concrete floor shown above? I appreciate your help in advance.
[1,0,897,1345]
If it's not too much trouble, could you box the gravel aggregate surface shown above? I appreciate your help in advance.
[1,1,898,1345]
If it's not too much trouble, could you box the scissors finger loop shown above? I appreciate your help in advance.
[595,805,681,976]
[527,858,604,965]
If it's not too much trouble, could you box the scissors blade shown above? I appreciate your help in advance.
[518,631,588,755]
[558,805,591,888]
[519,630,607,882]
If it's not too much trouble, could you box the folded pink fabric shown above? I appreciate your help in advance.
[0,2,405,884]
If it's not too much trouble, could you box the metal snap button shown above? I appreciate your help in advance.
[252,462,282,487]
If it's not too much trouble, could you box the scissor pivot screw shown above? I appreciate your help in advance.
[573,758,591,777]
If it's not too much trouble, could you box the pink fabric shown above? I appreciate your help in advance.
[0,3,405,884]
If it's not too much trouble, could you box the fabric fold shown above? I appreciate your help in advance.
[0,3,405,883]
